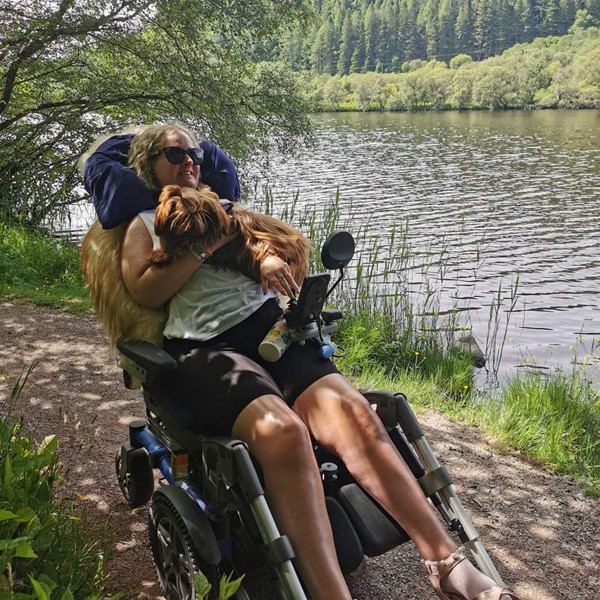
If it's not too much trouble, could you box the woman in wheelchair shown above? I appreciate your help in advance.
[85,123,519,600]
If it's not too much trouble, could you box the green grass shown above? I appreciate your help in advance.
[335,308,474,400]
[466,371,600,496]
[0,222,90,313]
[346,361,600,496]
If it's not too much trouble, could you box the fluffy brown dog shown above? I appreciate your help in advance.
[151,185,311,284]
[81,221,167,349]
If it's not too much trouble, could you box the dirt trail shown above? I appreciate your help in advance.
[1,300,598,600]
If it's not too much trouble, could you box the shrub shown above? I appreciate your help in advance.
[0,373,108,598]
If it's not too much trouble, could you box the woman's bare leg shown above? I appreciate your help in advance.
[232,394,351,600]
[293,374,457,561]
[293,374,518,598]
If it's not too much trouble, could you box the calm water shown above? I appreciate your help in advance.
[71,110,600,385]
[248,110,600,385]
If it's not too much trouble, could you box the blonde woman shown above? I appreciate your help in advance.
[84,123,520,600]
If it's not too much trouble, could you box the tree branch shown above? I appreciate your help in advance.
[0,92,170,132]
[0,0,154,114]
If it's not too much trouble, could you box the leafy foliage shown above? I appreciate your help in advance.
[0,372,107,598]
[0,223,89,311]
[193,571,245,600]
[0,0,313,226]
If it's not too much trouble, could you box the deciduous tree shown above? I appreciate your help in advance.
[0,0,312,226]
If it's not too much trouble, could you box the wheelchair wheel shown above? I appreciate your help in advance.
[115,446,154,508]
[149,493,249,600]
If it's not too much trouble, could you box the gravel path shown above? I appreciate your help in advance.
[1,300,598,600]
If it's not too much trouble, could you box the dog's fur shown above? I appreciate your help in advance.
[151,185,311,284]
[80,221,166,348]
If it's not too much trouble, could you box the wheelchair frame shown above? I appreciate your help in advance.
[115,339,506,600]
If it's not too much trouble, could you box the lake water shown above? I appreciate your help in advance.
[247,110,600,386]
[71,109,600,386]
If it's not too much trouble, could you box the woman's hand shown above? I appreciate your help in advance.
[260,255,300,297]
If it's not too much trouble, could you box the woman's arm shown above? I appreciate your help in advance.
[121,217,203,308]
[85,134,158,229]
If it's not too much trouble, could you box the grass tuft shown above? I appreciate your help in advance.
[0,223,90,313]
[468,371,600,495]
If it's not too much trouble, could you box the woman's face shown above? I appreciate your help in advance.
[151,130,201,189]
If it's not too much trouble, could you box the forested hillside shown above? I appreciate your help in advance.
[304,25,600,110]
[271,0,600,73]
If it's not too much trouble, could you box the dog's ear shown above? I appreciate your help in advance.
[155,186,185,237]
[148,249,173,266]
[154,198,174,237]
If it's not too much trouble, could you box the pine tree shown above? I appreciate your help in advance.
[337,10,355,74]
[558,0,577,29]
[418,0,441,59]
[364,4,381,70]
[474,0,495,58]
[543,0,562,35]
[455,0,475,53]
[516,0,539,40]
[311,20,338,74]
[381,0,404,70]
[350,4,367,73]
[402,0,426,60]
[438,0,458,61]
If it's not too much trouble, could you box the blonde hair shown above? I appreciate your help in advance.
[128,123,198,189]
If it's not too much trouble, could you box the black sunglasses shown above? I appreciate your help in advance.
[151,146,204,165]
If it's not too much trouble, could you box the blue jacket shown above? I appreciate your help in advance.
[84,134,241,229]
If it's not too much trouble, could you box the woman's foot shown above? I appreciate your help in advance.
[423,548,520,600]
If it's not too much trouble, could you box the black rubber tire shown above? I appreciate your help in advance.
[148,493,250,600]
[114,447,154,508]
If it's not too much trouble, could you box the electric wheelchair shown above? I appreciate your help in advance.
[114,232,506,600]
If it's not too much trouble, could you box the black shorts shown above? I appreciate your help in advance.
[163,299,339,435]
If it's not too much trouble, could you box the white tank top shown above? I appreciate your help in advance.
[137,210,277,341]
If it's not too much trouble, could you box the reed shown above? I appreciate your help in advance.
[251,188,474,397]
[484,276,520,388]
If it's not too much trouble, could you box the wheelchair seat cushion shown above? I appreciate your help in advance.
[163,299,338,435]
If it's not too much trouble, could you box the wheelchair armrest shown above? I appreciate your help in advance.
[118,340,178,371]
[322,308,343,324]
[117,340,178,388]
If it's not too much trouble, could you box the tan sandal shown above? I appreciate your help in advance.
[423,548,520,600]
